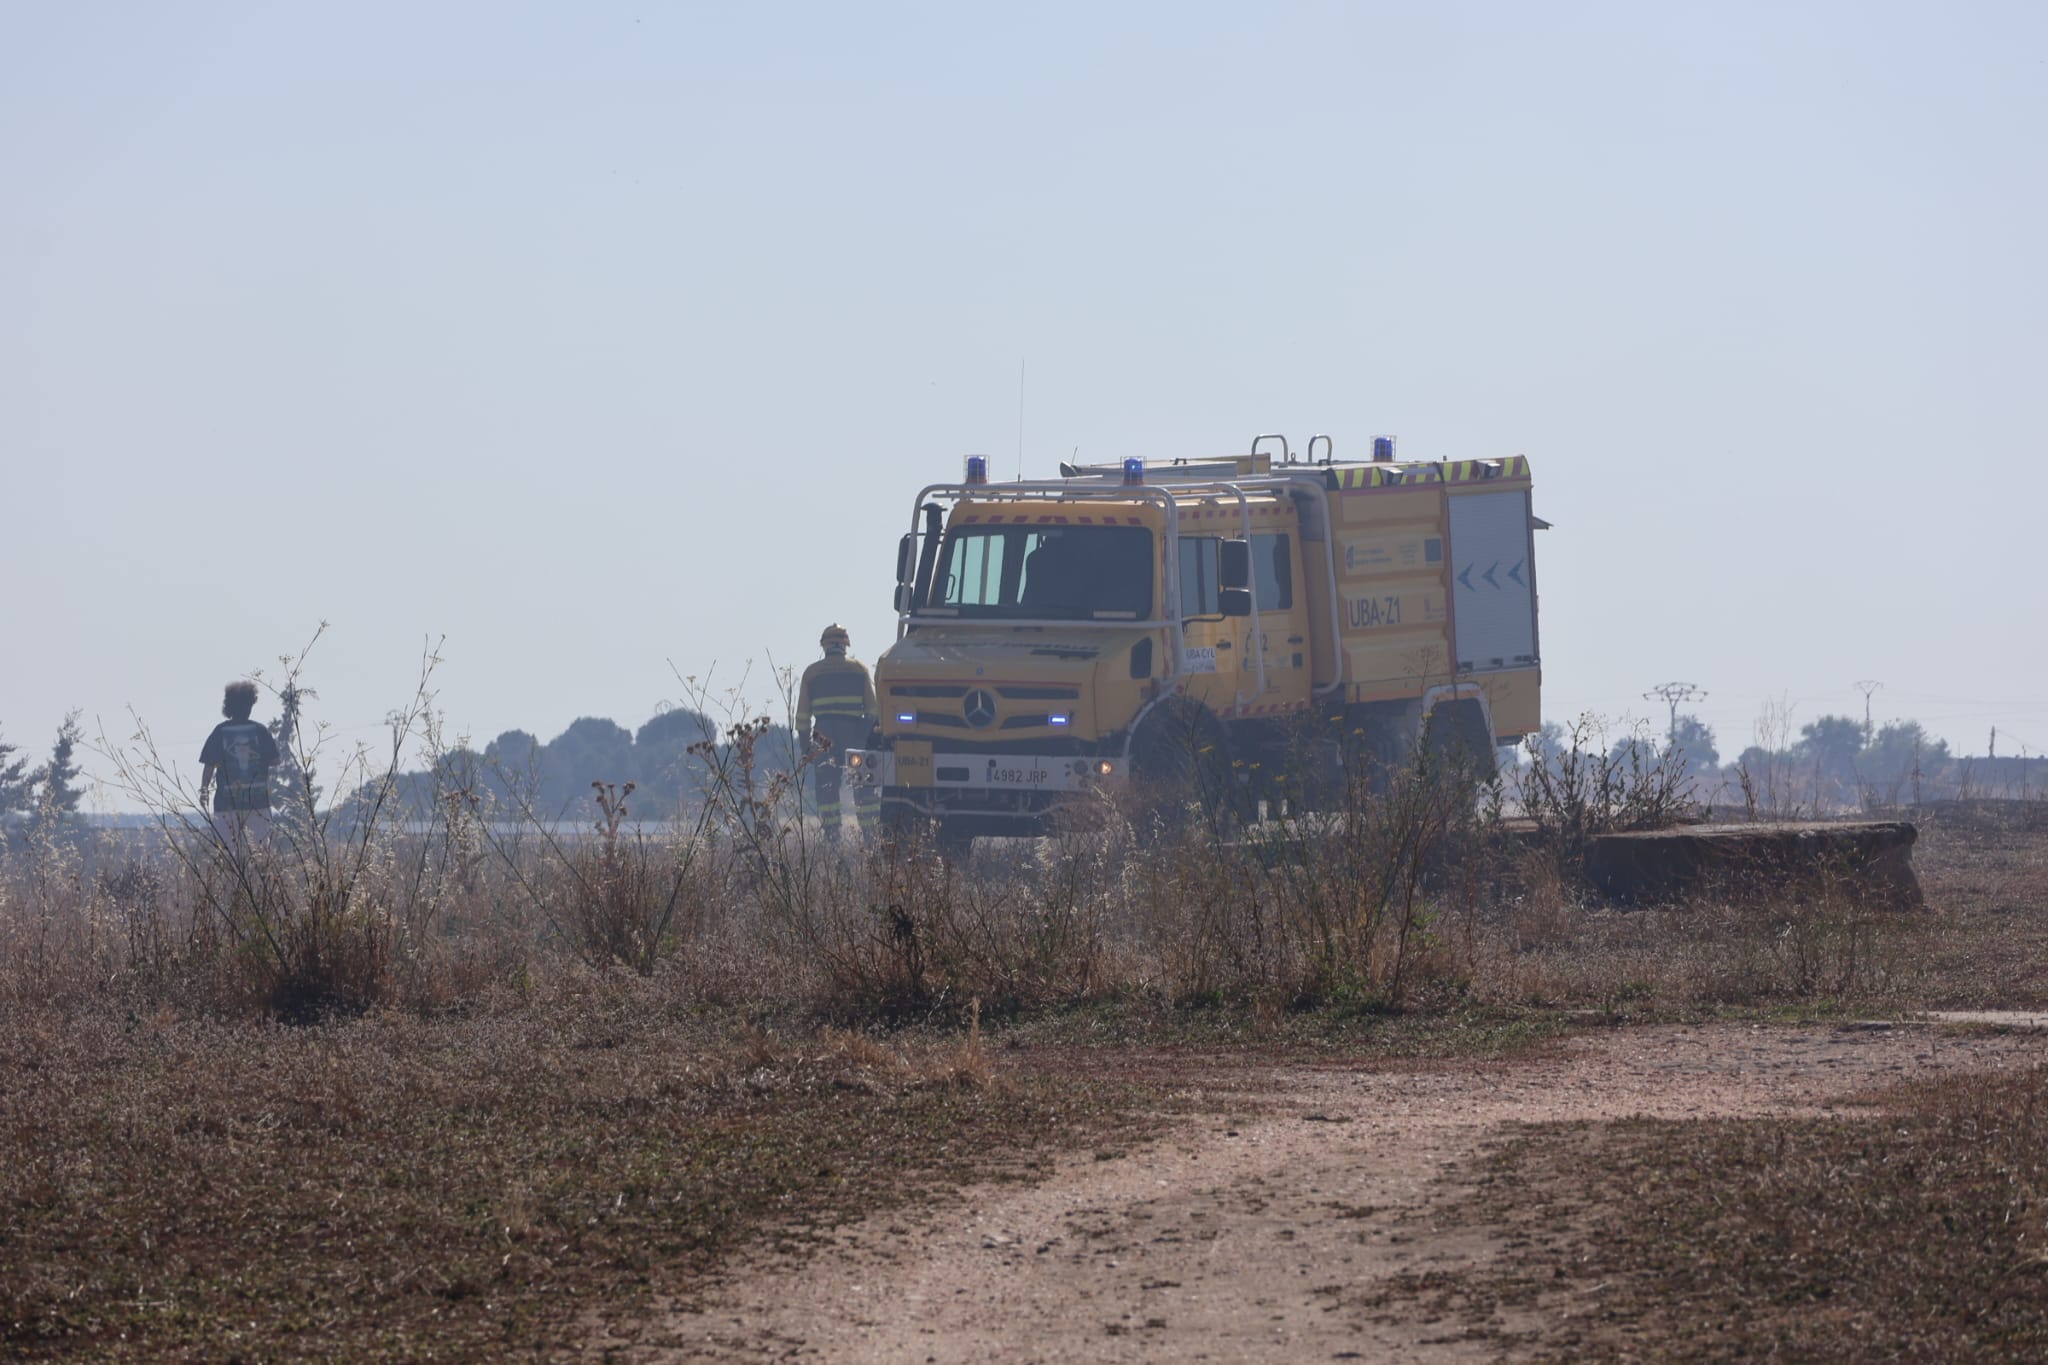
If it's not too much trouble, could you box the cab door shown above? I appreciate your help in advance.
[1250,531,1313,710]
[1173,535,1242,713]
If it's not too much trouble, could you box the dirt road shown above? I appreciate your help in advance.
[595,1021,2046,1362]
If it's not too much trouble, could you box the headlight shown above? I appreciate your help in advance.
[1096,759,1115,777]
[847,753,864,768]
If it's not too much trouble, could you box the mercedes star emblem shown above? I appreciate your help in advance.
[963,689,997,728]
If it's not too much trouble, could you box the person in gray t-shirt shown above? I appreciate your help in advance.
[200,680,279,845]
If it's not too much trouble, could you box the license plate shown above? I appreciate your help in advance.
[987,765,1050,786]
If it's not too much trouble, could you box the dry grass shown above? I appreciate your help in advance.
[19,714,2006,1027]
[1424,1060,2048,1361]
[1889,800,2048,1009]
[0,987,1135,1361]
[1491,884,1906,1012]
[3,763,2043,1358]
[1357,804,2048,1360]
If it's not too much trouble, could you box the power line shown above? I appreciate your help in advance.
[1643,682,1707,746]
[1854,679,1883,741]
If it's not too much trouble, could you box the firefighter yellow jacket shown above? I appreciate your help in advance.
[798,654,876,734]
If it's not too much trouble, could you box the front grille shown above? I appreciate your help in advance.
[919,738,1093,758]
[891,684,969,698]
[996,685,1081,700]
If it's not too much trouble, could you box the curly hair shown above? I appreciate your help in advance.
[221,680,259,720]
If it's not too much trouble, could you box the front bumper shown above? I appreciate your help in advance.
[844,748,1121,794]
[845,746,1125,836]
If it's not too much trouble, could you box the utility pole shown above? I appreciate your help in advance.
[1854,680,1883,743]
[1644,682,1707,748]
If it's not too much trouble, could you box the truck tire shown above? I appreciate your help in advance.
[1342,700,1422,797]
[880,802,975,861]
[880,800,929,850]
[1129,699,1246,831]
[1422,699,1498,785]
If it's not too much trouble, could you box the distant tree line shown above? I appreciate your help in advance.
[368,708,807,823]
[1733,715,1950,799]
[1518,710,2035,810]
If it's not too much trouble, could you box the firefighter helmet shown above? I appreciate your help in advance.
[820,624,851,652]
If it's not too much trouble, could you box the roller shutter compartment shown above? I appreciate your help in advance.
[1447,490,1538,673]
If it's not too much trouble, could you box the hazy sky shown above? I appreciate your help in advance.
[5,1,2045,804]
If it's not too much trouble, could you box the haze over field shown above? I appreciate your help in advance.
[4,1,2043,801]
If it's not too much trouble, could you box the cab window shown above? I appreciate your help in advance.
[1178,537,1221,617]
[1180,534,1289,614]
[948,530,1011,607]
[934,525,1154,619]
[1254,533,1293,611]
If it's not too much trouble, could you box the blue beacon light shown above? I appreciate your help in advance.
[964,455,989,485]
[1122,458,1144,485]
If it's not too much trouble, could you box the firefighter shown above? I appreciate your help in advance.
[797,624,878,842]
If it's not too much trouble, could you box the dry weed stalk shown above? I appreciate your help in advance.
[1513,713,1693,878]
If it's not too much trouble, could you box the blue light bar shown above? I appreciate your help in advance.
[964,455,989,485]
[896,712,915,724]
[1121,458,1144,485]
[1048,713,1070,726]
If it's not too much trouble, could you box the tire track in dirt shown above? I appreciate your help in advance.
[593,1023,2045,1362]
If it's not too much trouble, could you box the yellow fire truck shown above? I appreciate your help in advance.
[846,435,1544,844]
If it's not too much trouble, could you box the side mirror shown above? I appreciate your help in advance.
[894,584,914,612]
[896,534,915,582]
[1219,538,1252,591]
[1219,587,1253,618]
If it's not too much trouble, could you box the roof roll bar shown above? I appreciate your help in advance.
[1250,433,1291,465]
[1307,434,1334,465]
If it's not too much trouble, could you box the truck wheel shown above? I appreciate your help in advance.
[1130,700,1245,830]
[880,801,930,852]
[1342,701,1421,797]
[880,804,974,860]
[1262,720,1346,814]
[1422,699,1498,786]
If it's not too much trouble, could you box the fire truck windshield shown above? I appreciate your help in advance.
[930,525,1155,619]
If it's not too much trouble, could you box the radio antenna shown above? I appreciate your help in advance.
[1016,357,1025,480]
